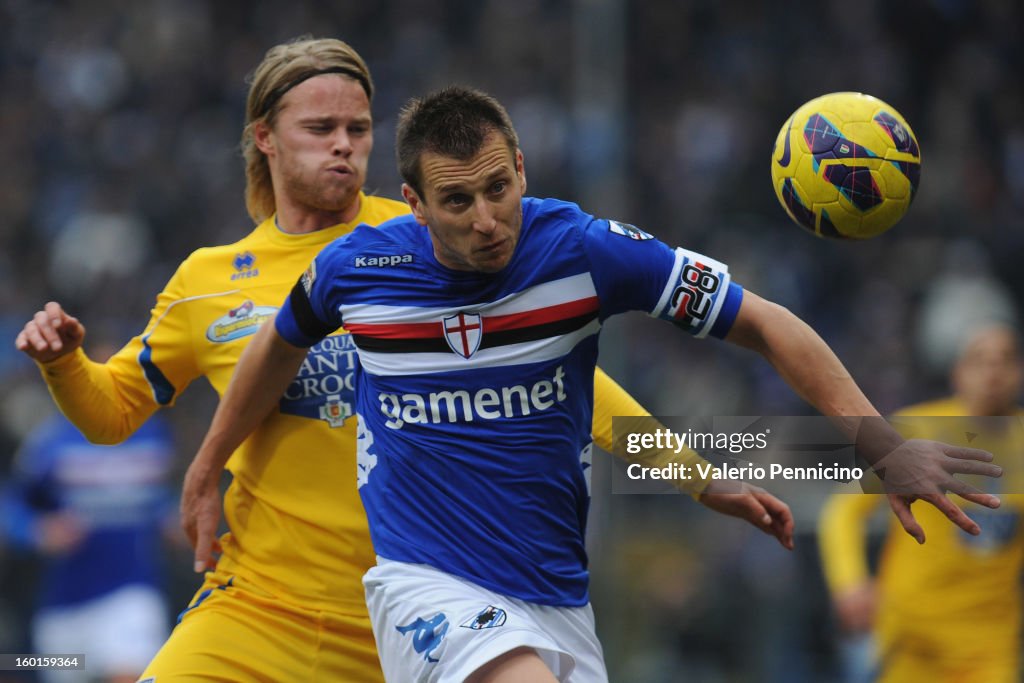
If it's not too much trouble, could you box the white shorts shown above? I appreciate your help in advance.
[363,558,607,683]
[32,583,168,683]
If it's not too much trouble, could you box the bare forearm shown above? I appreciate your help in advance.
[726,293,899,461]
[738,303,874,416]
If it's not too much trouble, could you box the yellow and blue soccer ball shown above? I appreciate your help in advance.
[770,92,921,239]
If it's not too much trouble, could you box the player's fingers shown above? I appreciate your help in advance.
[62,314,84,341]
[944,458,1002,479]
[734,495,770,529]
[942,445,994,462]
[31,310,62,350]
[181,512,196,549]
[194,519,214,573]
[14,329,29,352]
[20,321,53,354]
[43,301,66,326]
[740,494,793,549]
[922,492,980,536]
[944,479,1001,509]
[756,491,795,550]
[888,496,925,544]
[956,491,1001,510]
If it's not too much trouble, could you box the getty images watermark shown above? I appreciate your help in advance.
[610,415,1022,498]
[623,424,862,483]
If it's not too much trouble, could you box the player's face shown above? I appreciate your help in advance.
[257,74,372,222]
[953,326,1023,415]
[403,133,526,274]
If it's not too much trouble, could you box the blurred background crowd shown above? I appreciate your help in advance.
[0,0,1021,681]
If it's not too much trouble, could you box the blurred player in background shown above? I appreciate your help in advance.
[15,37,791,681]
[1,342,176,683]
[819,323,1024,683]
[182,85,1002,682]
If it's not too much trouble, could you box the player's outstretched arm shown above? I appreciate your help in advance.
[723,290,1001,543]
[182,318,308,573]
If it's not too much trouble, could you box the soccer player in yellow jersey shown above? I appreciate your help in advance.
[819,324,1024,683]
[16,37,794,681]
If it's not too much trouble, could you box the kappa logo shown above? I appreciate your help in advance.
[460,605,507,630]
[396,613,449,664]
[354,254,414,267]
[443,312,483,359]
[231,251,260,280]
[608,220,654,241]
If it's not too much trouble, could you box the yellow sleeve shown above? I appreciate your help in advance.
[817,490,885,595]
[36,262,201,444]
[591,367,712,498]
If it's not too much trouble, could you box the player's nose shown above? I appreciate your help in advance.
[471,198,498,234]
[331,130,353,156]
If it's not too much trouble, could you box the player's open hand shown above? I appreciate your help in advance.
[698,480,795,550]
[15,301,86,363]
[180,460,223,574]
[871,438,1002,543]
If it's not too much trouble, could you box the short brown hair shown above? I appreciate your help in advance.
[396,86,519,199]
[241,37,373,223]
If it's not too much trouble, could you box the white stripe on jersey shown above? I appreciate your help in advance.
[652,249,685,317]
[339,273,597,324]
[359,319,602,376]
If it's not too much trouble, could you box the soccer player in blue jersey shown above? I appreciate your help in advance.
[2,409,176,683]
[182,86,1003,682]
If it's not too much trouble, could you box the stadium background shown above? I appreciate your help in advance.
[0,1,1021,680]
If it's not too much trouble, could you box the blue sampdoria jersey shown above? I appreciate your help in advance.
[2,413,175,608]
[276,196,742,606]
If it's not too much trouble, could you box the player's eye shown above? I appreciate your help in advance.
[490,180,507,195]
[445,194,470,208]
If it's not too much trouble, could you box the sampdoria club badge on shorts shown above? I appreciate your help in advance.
[460,605,507,630]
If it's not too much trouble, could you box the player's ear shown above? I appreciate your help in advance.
[402,184,428,225]
[253,120,275,157]
[516,149,527,194]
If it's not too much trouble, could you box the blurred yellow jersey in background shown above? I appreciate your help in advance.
[819,397,1024,682]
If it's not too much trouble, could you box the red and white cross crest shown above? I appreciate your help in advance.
[443,311,483,359]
